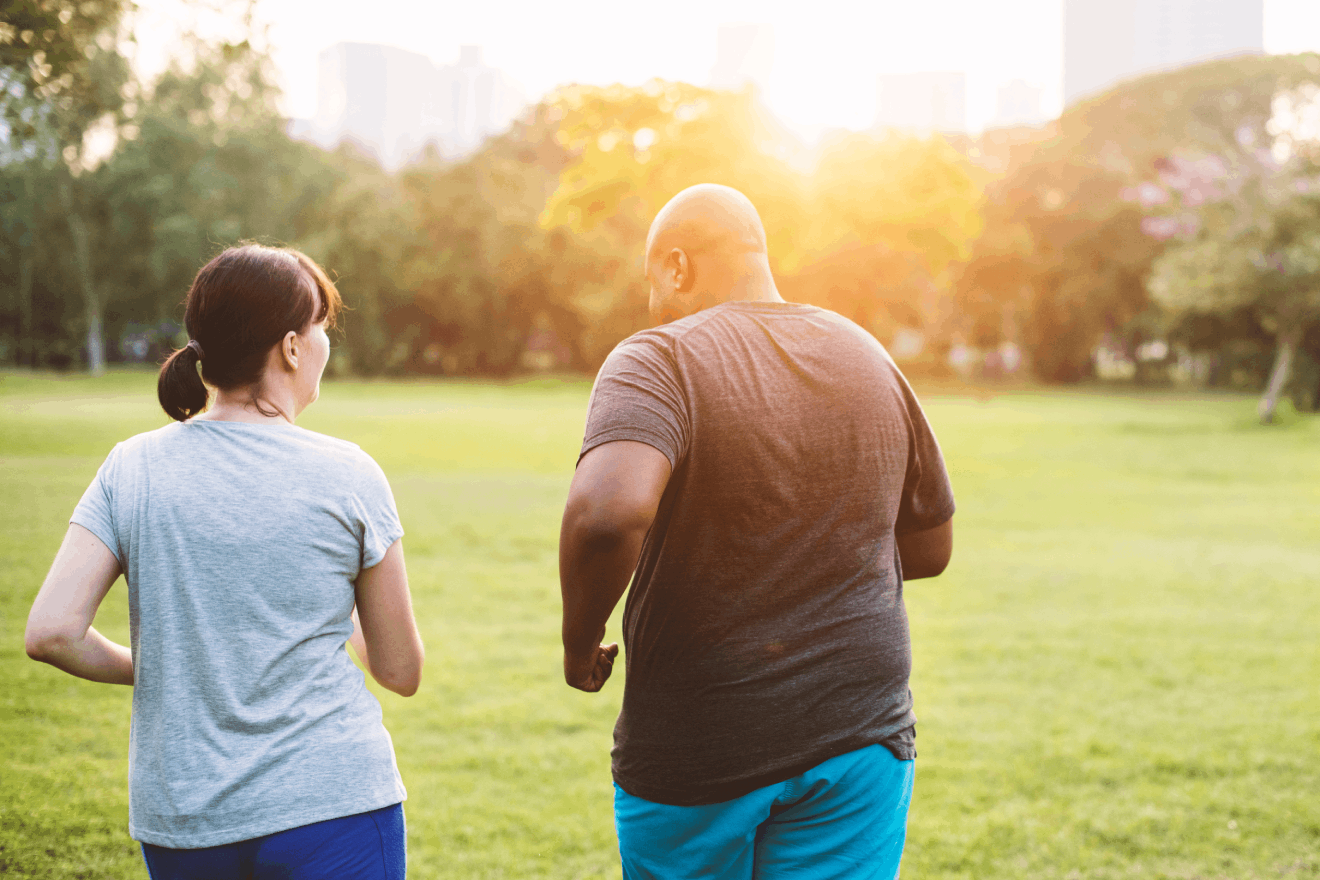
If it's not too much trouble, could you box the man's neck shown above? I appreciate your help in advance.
[707,262,784,308]
[724,253,783,304]
[725,279,784,305]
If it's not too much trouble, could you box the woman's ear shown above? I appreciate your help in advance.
[281,331,300,371]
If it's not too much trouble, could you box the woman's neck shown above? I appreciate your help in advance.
[195,387,298,425]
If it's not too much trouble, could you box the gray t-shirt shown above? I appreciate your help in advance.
[71,420,407,848]
[581,301,955,806]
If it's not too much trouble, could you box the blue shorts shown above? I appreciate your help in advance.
[141,803,405,880]
[615,744,914,880]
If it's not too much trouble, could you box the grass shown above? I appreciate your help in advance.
[1,369,1318,879]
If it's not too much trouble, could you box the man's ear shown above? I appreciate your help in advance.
[668,248,695,293]
[281,331,300,371]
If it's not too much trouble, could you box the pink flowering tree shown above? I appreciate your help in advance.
[1140,81,1320,422]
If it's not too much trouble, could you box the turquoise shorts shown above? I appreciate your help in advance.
[614,744,915,880]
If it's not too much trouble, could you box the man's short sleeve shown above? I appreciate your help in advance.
[895,384,956,535]
[580,335,690,470]
[70,443,125,565]
[352,452,404,571]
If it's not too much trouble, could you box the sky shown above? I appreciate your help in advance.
[129,0,1320,142]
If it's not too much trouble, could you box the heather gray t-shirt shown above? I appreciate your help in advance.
[581,301,955,806]
[71,420,406,848]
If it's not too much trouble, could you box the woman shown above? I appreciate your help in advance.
[24,244,424,879]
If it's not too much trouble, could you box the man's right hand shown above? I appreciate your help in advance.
[564,642,620,692]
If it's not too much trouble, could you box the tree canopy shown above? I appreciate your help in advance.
[959,52,1320,386]
[4,15,1318,410]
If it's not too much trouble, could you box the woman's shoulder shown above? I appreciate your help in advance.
[285,425,370,461]
[285,426,388,483]
[123,421,391,493]
[106,421,186,461]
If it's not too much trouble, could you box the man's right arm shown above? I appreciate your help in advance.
[897,518,953,580]
[559,440,672,692]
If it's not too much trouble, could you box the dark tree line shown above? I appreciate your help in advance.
[3,6,1319,412]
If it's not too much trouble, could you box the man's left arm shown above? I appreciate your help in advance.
[559,440,671,692]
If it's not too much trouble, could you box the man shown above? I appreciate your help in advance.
[559,184,954,879]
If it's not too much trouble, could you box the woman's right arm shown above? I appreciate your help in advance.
[26,524,133,684]
[348,539,424,697]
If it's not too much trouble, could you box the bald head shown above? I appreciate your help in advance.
[644,185,780,324]
[646,184,768,266]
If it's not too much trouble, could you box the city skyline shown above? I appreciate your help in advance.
[1064,0,1266,106]
[127,0,1320,143]
[310,43,525,168]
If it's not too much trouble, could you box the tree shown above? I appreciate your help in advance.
[962,53,1320,383]
[539,81,807,364]
[1,0,132,373]
[790,131,982,354]
[296,145,413,374]
[777,241,933,345]
[799,132,981,278]
[0,160,39,364]
[1144,87,1320,421]
[376,101,597,375]
[93,27,344,365]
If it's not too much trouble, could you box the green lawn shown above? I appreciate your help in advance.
[1,370,1318,879]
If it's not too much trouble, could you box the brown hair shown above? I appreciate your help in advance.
[157,244,342,422]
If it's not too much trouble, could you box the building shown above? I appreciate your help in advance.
[991,79,1046,129]
[312,43,524,169]
[876,72,966,135]
[1064,0,1264,106]
[432,46,525,159]
[709,23,774,93]
[313,43,434,169]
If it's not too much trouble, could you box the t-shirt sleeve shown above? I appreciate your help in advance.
[894,382,956,535]
[353,452,404,571]
[580,336,690,470]
[70,444,124,565]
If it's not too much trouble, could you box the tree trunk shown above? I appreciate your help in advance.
[17,245,34,367]
[14,175,35,368]
[1258,326,1301,424]
[59,179,105,375]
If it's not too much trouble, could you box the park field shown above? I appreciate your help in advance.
[1,370,1318,879]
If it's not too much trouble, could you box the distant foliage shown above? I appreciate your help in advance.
[0,0,131,152]
[1141,78,1320,419]
[959,52,1320,386]
[6,20,1317,390]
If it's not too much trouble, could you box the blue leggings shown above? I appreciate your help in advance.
[615,745,914,879]
[141,803,405,880]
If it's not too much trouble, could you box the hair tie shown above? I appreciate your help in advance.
[186,339,205,360]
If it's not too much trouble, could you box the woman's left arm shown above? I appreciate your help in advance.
[25,524,133,685]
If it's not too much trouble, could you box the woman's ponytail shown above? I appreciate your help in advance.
[158,341,209,422]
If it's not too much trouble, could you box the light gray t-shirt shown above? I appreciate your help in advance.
[71,419,407,848]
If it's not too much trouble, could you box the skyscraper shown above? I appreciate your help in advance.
[431,46,525,158]
[314,43,435,169]
[1064,0,1264,106]
[313,43,524,169]
[876,73,966,135]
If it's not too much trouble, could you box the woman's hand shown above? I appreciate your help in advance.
[25,524,133,685]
